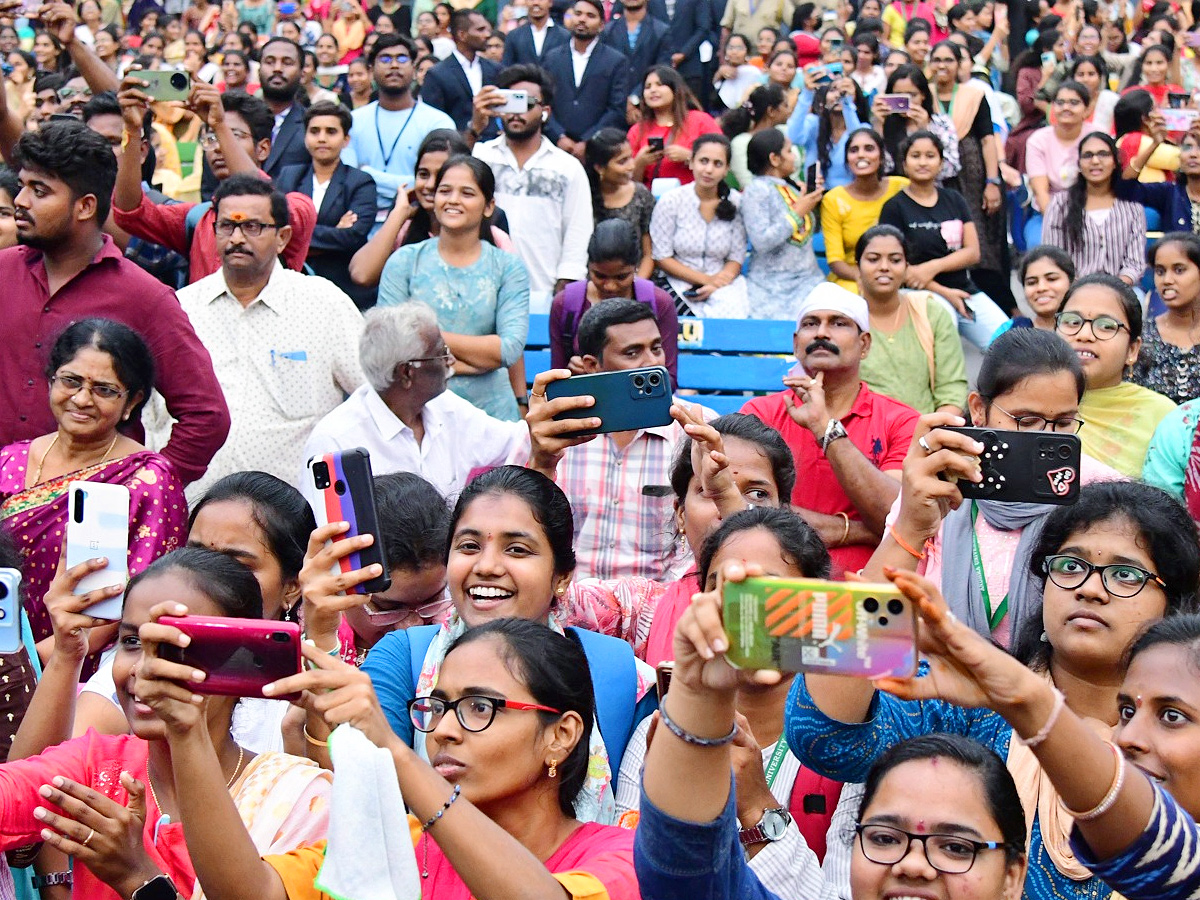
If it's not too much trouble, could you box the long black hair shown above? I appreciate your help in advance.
[403,129,485,246]
[720,82,786,138]
[697,506,830,587]
[1113,88,1154,139]
[1063,130,1114,254]
[1128,39,1173,87]
[975,326,1084,407]
[812,81,869,177]
[584,127,629,221]
[882,65,936,173]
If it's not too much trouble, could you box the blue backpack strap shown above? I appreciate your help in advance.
[567,626,640,766]
[406,623,441,690]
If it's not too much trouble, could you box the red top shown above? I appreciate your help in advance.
[111,187,317,283]
[1121,82,1183,106]
[627,110,720,186]
[0,237,229,485]
[792,32,822,67]
[643,569,701,668]
[741,384,919,575]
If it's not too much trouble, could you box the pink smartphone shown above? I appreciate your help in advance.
[158,616,302,700]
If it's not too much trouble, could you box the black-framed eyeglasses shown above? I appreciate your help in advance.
[990,402,1084,434]
[214,219,278,237]
[1042,555,1166,598]
[1055,311,1128,340]
[407,694,562,733]
[51,372,127,401]
[855,824,1012,874]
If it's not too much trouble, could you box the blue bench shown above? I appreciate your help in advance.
[524,314,797,416]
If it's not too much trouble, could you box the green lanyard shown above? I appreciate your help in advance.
[764,739,789,790]
[969,501,1008,632]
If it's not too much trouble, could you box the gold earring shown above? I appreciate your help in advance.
[548,759,558,779]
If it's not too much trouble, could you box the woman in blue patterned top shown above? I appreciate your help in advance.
[874,582,1200,900]
[377,155,530,421]
[791,480,1200,900]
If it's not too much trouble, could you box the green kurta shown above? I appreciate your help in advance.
[860,297,968,414]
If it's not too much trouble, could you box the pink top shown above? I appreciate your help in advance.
[643,570,701,668]
[1024,126,1081,205]
[627,110,720,187]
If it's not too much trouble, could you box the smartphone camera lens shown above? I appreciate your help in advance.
[312,461,331,490]
[271,631,290,642]
[334,479,346,496]
[863,597,879,614]
[0,583,8,601]
[633,374,646,389]
[170,71,188,90]
[878,616,889,627]
[72,489,86,524]
[887,598,904,616]
[648,372,661,387]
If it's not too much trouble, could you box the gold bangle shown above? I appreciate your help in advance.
[836,512,850,547]
[303,724,329,747]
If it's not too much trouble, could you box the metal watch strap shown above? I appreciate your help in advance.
[820,418,848,452]
[32,872,72,889]
[738,807,791,847]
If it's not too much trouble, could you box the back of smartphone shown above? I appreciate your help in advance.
[305,449,391,593]
[940,427,1081,505]
[544,367,672,436]
[66,482,129,620]
[0,569,22,654]
[723,577,917,677]
[159,616,302,699]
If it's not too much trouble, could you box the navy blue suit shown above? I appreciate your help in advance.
[600,13,672,81]
[542,40,629,143]
[501,21,570,65]
[277,162,379,309]
[419,52,501,134]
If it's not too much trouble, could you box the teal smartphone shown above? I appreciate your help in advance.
[544,366,672,436]
[139,69,191,102]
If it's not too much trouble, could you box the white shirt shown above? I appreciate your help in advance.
[531,20,555,55]
[301,384,529,500]
[616,716,840,900]
[272,109,288,142]
[473,134,594,306]
[145,263,366,502]
[452,48,484,96]
[570,37,597,87]
[311,172,332,215]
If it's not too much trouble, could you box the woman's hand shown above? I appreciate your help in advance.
[692,283,717,300]
[788,184,823,216]
[709,268,735,289]
[672,561,783,696]
[135,602,210,736]
[664,143,691,163]
[263,643,398,751]
[903,259,942,289]
[932,285,972,317]
[906,102,930,129]
[43,554,126,665]
[803,65,823,91]
[299,523,383,650]
[634,142,665,166]
[892,413,983,545]
[117,73,153,133]
[671,401,743,516]
[1144,109,1167,144]
[870,95,891,123]
[34,773,163,900]
[874,568,1045,713]
[983,181,1002,214]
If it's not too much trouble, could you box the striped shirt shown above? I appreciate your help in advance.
[1042,195,1147,283]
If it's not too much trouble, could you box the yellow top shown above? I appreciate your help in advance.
[820,176,910,291]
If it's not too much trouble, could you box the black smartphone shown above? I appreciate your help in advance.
[305,449,392,594]
[938,427,1081,505]
[647,135,665,151]
[544,367,673,437]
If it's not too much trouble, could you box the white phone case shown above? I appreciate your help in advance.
[66,482,130,620]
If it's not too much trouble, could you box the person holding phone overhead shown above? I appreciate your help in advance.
[0,320,186,672]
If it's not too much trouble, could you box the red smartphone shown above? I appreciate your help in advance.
[158,616,302,700]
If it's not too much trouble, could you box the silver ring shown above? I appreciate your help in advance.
[82,828,95,847]
[918,435,933,455]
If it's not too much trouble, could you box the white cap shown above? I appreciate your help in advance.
[795,282,870,334]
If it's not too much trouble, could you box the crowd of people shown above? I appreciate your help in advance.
[1,0,1200,897]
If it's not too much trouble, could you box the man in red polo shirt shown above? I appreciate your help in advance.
[741,283,919,574]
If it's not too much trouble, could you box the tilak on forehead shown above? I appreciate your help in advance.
[227,211,249,222]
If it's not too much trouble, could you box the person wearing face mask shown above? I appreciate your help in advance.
[741,284,920,576]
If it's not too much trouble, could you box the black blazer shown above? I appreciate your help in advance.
[611,0,669,21]
[663,0,713,76]
[501,21,570,66]
[542,40,629,143]
[276,161,379,309]
[419,52,501,132]
[600,14,672,81]
[263,101,312,180]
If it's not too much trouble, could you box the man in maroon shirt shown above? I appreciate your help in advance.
[0,120,229,486]
[741,283,919,575]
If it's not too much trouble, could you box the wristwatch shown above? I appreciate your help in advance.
[739,807,792,846]
[819,418,849,452]
[131,875,179,900]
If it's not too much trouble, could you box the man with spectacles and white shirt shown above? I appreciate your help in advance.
[146,174,366,502]
[111,79,316,284]
[303,303,528,498]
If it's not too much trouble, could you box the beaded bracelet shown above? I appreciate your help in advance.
[1061,742,1126,822]
[1015,687,1065,748]
[658,699,739,747]
[421,784,462,831]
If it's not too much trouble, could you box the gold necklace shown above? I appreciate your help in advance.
[146,745,245,815]
[871,301,907,342]
[32,432,120,485]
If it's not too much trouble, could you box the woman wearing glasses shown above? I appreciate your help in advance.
[1042,133,1146,284]
[1055,274,1176,479]
[158,617,638,900]
[0,319,186,674]
[860,326,1121,649]
[793,478,1197,900]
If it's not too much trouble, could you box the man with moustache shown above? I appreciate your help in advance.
[153,174,365,501]
[256,37,311,180]
[541,0,628,160]
[741,283,920,575]
[343,34,455,229]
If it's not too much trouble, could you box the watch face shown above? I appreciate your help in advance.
[133,875,178,900]
[761,808,790,841]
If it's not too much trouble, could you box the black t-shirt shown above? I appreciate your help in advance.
[879,187,977,294]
